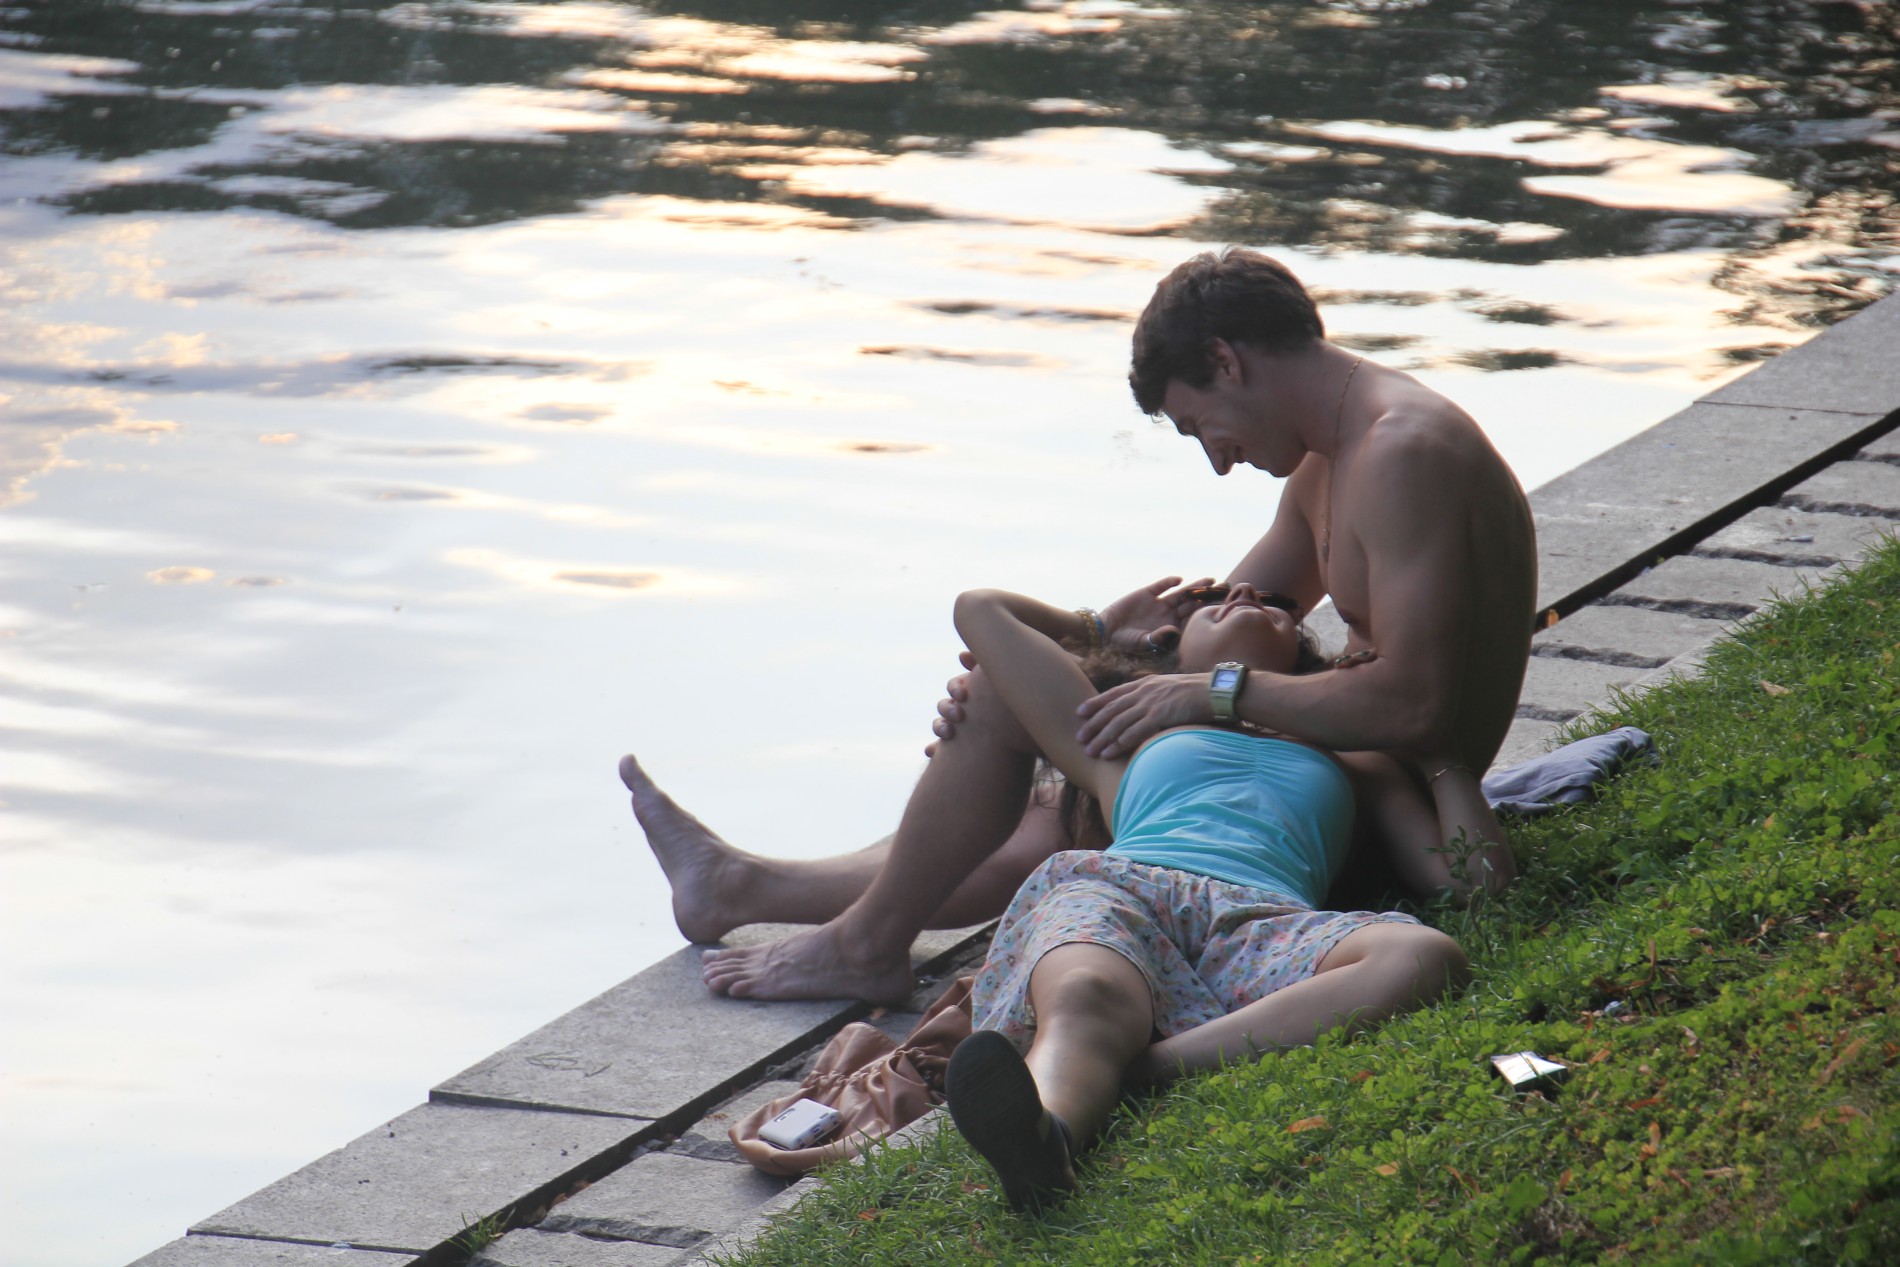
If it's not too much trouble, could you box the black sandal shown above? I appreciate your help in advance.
[946,1030,1077,1212]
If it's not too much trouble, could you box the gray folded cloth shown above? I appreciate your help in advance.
[1482,726,1656,816]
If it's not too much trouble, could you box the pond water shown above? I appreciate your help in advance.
[2,2,1895,1263]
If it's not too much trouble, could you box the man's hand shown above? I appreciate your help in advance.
[1100,575,1216,654]
[1075,671,1211,758]
[925,651,979,756]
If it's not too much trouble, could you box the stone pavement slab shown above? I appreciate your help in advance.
[539,1152,790,1250]
[473,1227,683,1267]
[128,1237,412,1267]
[1528,402,1882,612]
[1607,553,1833,617]
[1516,655,1649,721]
[191,1102,632,1255]
[1702,291,1900,415]
[434,926,983,1121]
[1699,504,1898,566]
[1532,603,1728,669]
[1780,458,1900,517]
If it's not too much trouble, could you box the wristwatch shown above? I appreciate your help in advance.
[1208,661,1248,722]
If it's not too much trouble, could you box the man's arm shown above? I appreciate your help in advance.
[1224,459,1327,614]
[1077,427,1469,758]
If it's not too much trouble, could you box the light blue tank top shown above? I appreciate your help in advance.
[1106,729,1354,909]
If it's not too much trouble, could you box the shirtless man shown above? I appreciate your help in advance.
[623,246,1537,1003]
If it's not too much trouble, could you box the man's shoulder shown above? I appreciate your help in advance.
[1360,377,1495,466]
[1356,404,1469,477]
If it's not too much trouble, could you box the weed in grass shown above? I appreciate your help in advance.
[450,1211,506,1256]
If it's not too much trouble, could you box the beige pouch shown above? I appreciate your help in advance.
[731,976,974,1177]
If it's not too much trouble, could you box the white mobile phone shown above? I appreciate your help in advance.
[758,1098,843,1150]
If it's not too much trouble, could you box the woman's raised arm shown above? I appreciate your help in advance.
[951,589,1128,814]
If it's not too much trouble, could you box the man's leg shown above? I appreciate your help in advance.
[697,667,1051,1002]
[620,757,1067,944]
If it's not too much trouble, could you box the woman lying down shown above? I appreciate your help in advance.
[945,582,1515,1212]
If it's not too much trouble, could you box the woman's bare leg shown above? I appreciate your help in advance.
[1126,922,1468,1090]
[620,757,1067,944]
[948,943,1153,1211]
[1024,944,1156,1145]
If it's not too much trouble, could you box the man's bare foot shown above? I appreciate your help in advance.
[700,922,916,1004]
[620,754,763,945]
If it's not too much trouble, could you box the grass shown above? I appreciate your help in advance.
[722,538,1900,1267]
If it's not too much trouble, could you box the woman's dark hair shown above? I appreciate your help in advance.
[1049,628,1331,849]
[1129,247,1325,416]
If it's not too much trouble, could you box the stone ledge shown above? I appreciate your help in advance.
[128,1237,415,1267]
[432,925,985,1122]
[1528,402,1891,616]
[1702,293,1900,415]
[190,1103,638,1257]
[473,1227,683,1267]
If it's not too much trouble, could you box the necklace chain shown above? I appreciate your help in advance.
[1320,356,1364,565]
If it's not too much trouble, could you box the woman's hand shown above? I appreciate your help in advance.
[1100,575,1215,654]
[1075,672,1211,758]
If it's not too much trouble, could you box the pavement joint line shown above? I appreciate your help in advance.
[1779,493,1900,521]
[1685,399,1885,417]
[1594,593,1761,622]
[1530,644,1673,670]
[1689,544,1844,569]
[1516,704,1582,723]
[183,1231,419,1255]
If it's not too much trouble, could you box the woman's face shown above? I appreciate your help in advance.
[1176,582,1301,674]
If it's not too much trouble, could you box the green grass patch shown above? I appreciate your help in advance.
[725,540,1900,1266]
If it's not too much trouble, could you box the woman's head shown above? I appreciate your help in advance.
[1174,582,1307,674]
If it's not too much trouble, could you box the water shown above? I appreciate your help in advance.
[2,2,1894,1263]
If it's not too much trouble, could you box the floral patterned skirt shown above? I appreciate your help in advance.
[970,849,1418,1049]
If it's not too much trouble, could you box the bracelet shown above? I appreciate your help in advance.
[1426,763,1471,785]
[1074,607,1105,651]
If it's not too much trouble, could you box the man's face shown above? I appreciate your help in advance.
[1158,350,1298,477]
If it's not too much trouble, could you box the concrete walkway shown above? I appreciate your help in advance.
[130,291,1900,1267]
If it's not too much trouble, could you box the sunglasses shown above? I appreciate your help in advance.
[1184,584,1300,614]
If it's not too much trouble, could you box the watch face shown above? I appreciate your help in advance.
[1213,668,1241,692]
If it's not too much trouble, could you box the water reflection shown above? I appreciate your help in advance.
[3,3,1897,1266]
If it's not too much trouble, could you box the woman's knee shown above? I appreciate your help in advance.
[1030,947,1149,1024]
[1377,924,1469,996]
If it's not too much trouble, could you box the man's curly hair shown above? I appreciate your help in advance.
[1129,247,1325,416]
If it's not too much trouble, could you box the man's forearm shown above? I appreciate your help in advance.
[1235,659,1443,754]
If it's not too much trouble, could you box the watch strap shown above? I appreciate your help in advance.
[1208,661,1248,722]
